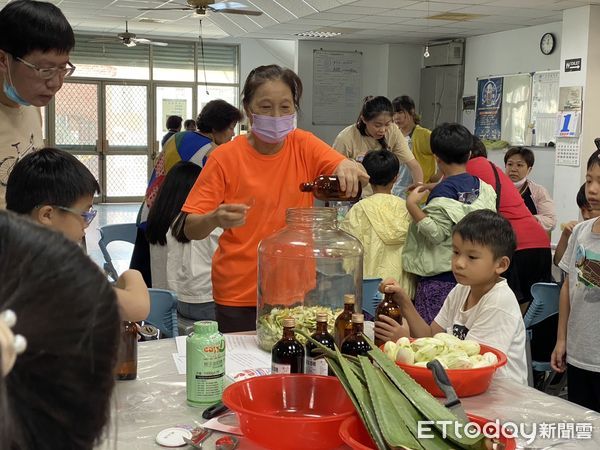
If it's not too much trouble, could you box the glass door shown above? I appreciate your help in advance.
[104,83,149,201]
[154,84,195,159]
[52,81,151,202]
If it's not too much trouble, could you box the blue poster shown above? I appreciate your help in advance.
[474,77,503,140]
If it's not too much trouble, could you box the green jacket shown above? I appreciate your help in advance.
[402,180,497,277]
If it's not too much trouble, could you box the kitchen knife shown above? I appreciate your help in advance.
[427,359,469,422]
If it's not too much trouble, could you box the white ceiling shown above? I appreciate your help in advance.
[2,0,600,43]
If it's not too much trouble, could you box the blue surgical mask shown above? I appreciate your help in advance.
[3,79,30,106]
[3,57,31,106]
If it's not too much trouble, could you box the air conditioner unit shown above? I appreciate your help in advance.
[424,41,463,67]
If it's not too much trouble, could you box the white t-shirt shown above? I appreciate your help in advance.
[0,103,44,208]
[166,227,222,304]
[559,218,600,372]
[434,279,528,385]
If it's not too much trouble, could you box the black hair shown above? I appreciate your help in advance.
[183,119,196,130]
[471,135,487,159]
[0,0,74,58]
[196,99,243,134]
[356,96,392,149]
[586,149,600,171]
[504,147,535,167]
[392,95,421,125]
[362,149,399,186]
[576,183,590,209]
[242,65,303,111]
[430,122,473,165]
[166,115,183,130]
[453,209,516,261]
[0,210,119,450]
[6,147,100,215]
[146,161,201,245]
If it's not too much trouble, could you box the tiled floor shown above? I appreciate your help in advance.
[87,203,140,273]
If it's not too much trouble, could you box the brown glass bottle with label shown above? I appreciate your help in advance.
[271,317,305,374]
[115,321,138,380]
[300,175,362,202]
[374,293,403,347]
[341,313,371,357]
[334,294,356,347]
[305,313,335,376]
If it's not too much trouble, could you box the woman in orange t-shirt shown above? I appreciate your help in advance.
[182,65,369,332]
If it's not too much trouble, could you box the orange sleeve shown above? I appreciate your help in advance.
[181,156,226,215]
[304,131,346,178]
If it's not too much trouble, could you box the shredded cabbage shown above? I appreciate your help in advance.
[257,305,343,352]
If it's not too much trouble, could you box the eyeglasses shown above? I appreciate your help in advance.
[16,57,76,80]
[55,206,97,226]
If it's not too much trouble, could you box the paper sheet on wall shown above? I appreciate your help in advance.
[531,71,560,145]
[172,335,271,377]
[312,50,362,125]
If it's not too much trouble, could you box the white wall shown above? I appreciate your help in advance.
[296,40,422,145]
[387,44,423,110]
[462,22,563,131]
[223,37,297,92]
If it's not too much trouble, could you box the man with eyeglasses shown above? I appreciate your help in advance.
[0,0,75,209]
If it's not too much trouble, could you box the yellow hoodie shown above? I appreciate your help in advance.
[340,193,415,298]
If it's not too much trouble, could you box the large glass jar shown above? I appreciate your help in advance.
[257,207,363,352]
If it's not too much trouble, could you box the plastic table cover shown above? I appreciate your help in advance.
[96,338,600,449]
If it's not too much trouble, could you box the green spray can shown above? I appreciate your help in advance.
[186,320,225,406]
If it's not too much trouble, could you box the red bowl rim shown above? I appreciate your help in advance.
[391,341,507,375]
[222,374,355,423]
[340,413,517,449]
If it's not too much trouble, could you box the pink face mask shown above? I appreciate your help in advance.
[251,113,296,144]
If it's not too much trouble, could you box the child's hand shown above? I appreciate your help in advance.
[550,340,567,373]
[406,184,429,205]
[379,278,411,308]
[561,220,579,237]
[375,315,409,343]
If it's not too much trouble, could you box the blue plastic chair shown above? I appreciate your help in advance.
[98,223,137,281]
[524,282,561,391]
[362,278,383,320]
[146,288,179,338]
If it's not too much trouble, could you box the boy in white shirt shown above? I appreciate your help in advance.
[377,209,528,385]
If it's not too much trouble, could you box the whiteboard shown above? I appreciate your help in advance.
[312,50,362,125]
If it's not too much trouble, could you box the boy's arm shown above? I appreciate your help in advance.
[405,185,429,223]
[551,279,570,373]
[114,269,150,321]
[553,223,576,266]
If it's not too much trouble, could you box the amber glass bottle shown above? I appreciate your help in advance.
[271,317,305,374]
[116,321,138,380]
[300,175,362,202]
[334,294,356,347]
[341,313,370,357]
[305,313,335,376]
[374,293,403,347]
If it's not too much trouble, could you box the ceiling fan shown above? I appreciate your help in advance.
[139,0,262,16]
[92,21,168,47]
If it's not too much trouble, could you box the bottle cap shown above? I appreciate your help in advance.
[194,320,219,335]
[351,313,364,324]
[156,427,193,447]
[282,317,295,328]
[343,294,356,305]
[316,312,328,322]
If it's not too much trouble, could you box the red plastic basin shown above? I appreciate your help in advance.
[222,374,355,450]
[392,342,507,397]
[339,413,516,450]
